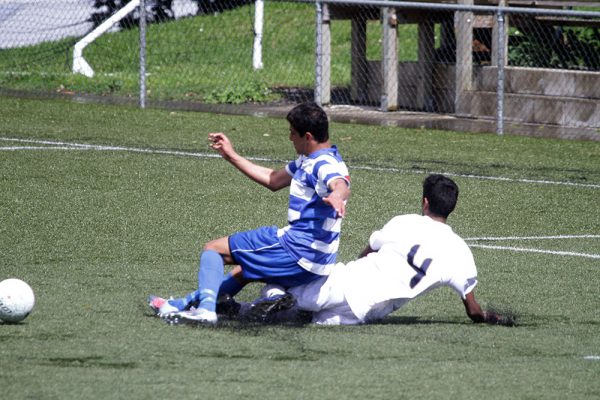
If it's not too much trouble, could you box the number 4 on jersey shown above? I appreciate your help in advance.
[407,245,432,288]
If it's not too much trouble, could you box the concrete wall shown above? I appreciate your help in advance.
[364,60,600,128]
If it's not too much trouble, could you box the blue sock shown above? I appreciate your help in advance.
[218,271,243,298]
[167,292,197,311]
[196,250,224,312]
[167,264,240,312]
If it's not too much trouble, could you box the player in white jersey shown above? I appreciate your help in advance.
[148,102,351,325]
[251,174,513,326]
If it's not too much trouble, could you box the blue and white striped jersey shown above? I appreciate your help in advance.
[277,146,350,276]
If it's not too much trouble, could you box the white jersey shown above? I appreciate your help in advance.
[289,214,478,325]
[341,214,478,322]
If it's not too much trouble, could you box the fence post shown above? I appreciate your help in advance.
[314,2,331,106]
[454,0,473,116]
[496,8,505,135]
[253,0,264,70]
[381,7,398,111]
[315,1,323,106]
[139,0,146,109]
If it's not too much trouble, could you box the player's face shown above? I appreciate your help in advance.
[289,126,308,155]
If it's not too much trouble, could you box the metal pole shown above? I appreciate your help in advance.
[315,1,323,106]
[139,0,147,109]
[253,0,264,70]
[496,9,505,135]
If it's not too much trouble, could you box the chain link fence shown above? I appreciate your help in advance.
[1,0,599,138]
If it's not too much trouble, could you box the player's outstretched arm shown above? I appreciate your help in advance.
[462,292,515,327]
[208,132,291,191]
[323,179,350,217]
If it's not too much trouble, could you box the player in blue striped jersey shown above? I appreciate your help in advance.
[148,102,351,324]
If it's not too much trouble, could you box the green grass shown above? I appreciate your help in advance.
[1,95,600,399]
[0,2,419,102]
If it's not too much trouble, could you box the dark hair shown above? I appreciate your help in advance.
[422,174,459,218]
[286,102,329,143]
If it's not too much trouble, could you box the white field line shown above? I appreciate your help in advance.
[466,234,600,241]
[0,146,86,151]
[1,137,600,189]
[0,137,265,160]
[468,243,600,259]
[350,166,600,189]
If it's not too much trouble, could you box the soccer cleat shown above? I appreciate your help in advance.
[176,307,218,325]
[246,292,296,322]
[216,293,241,318]
[147,295,179,317]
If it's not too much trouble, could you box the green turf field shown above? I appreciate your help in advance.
[1,95,599,399]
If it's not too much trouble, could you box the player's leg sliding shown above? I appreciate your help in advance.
[176,250,224,325]
[149,257,245,321]
[157,271,242,312]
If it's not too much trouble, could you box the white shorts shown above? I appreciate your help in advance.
[288,266,362,325]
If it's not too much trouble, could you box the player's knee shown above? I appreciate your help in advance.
[202,242,217,252]
[260,284,286,299]
[203,237,228,254]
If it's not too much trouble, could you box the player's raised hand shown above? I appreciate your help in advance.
[323,193,346,218]
[208,132,236,160]
[323,179,350,218]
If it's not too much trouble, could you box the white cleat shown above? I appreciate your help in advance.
[175,307,218,326]
[147,295,180,317]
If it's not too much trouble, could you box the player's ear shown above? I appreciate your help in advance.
[422,197,429,215]
[304,131,314,142]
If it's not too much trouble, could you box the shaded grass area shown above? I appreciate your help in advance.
[0,96,599,399]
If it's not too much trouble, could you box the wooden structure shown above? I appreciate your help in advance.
[316,0,600,130]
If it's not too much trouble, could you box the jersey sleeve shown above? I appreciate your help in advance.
[369,229,385,251]
[285,156,302,177]
[313,156,350,198]
[446,245,478,299]
[318,160,349,186]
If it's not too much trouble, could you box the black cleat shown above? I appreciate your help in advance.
[246,292,296,322]
[216,293,241,318]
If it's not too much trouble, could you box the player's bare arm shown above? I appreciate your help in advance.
[323,178,350,217]
[209,132,292,191]
[462,291,514,326]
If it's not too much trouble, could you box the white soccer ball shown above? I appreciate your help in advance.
[0,278,35,323]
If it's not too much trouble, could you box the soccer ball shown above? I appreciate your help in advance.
[0,278,35,323]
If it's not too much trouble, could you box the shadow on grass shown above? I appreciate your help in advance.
[141,302,522,329]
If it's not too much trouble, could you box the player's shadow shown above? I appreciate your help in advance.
[376,316,467,325]
[380,315,522,327]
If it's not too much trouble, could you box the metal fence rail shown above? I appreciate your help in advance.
[0,0,599,137]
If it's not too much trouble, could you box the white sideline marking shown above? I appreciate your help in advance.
[0,137,277,162]
[466,235,600,241]
[0,146,82,151]
[1,137,600,189]
[583,356,600,360]
[468,243,600,259]
[350,166,600,189]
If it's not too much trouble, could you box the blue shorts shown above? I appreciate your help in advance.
[229,226,321,288]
